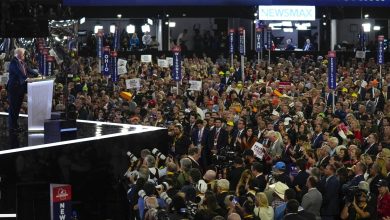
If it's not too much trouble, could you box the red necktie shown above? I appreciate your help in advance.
[20,60,26,75]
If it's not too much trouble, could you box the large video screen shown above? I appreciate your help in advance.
[63,0,390,6]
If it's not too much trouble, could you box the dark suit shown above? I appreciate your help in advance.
[292,170,309,202]
[191,127,210,148]
[206,127,228,164]
[312,133,324,149]
[303,42,313,51]
[253,173,267,192]
[7,57,37,130]
[320,175,340,218]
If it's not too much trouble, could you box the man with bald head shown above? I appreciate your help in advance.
[227,213,241,220]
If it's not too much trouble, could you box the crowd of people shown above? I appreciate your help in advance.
[1,42,390,220]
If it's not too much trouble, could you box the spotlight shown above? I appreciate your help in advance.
[364,14,369,18]
[322,14,326,18]
[79,17,85,24]
[362,23,371,32]
[166,14,170,17]
[322,22,327,26]
[169,22,176,27]
[373,26,381,31]
[147,18,153,25]
[141,24,150,33]
[94,25,103,34]
[254,12,258,17]
[126,24,135,34]
[117,14,122,18]
[110,24,116,34]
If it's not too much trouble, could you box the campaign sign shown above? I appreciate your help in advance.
[251,142,265,160]
[50,184,72,220]
[229,29,235,55]
[327,51,337,90]
[96,30,103,59]
[378,35,385,65]
[102,47,110,76]
[126,78,141,89]
[172,46,182,82]
[267,29,272,50]
[188,80,202,91]
[111,51,118,82]
[239,27,246,55]
[255,28,263,52]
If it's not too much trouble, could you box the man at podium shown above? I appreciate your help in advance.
[6,48,38,133]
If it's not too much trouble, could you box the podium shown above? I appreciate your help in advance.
[27,78,54,132]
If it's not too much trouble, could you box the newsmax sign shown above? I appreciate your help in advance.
[258,6,316,21]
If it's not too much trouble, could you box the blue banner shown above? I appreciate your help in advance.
[43,48,49,76]
[229,29,235,55]
[328,51,337,90]
[111,51,118,82]
[39,53,44,74]
[378,35,385,65]
[97,30,103,59]
[239,28,245,55]
[267,29,272,50]
[102,47,110,76]
[172,46,182,82]
[359,32,366,50]
[113,26,120,51]
[255,28,263,52]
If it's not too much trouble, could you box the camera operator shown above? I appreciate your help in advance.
[137,181,165,220]
[340,188,371,220]
[143,155,166,183]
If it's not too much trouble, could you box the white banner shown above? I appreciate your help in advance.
[188,80,202,91]
[118,66,127,75]
[126,78,141,89]
[141,55,152,63]
[355,50,366,59]
[166,57,173,66]
[28,79,54,132]
[251,142,265,160]
[158,59,169,68]
[118,58,127,75]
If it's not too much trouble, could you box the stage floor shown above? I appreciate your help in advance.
[0,112,162,154]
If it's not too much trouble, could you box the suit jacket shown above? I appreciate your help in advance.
[207,127,228,152]
[283,213,306,220]
[303,42,313,51]
[191,127,210,148]
[301,188,322,220]
[269,139,284,159]
[364,143,379,156]
[320,175,340,216]
[7,57,36,91]
[311,133,324,149]
[375,94,385,113]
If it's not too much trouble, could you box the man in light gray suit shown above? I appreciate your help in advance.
[301,176,322,220]
[268,131,284,162]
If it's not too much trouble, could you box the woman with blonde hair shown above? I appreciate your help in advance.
[254,192,274,220]
[235,169,254,195]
